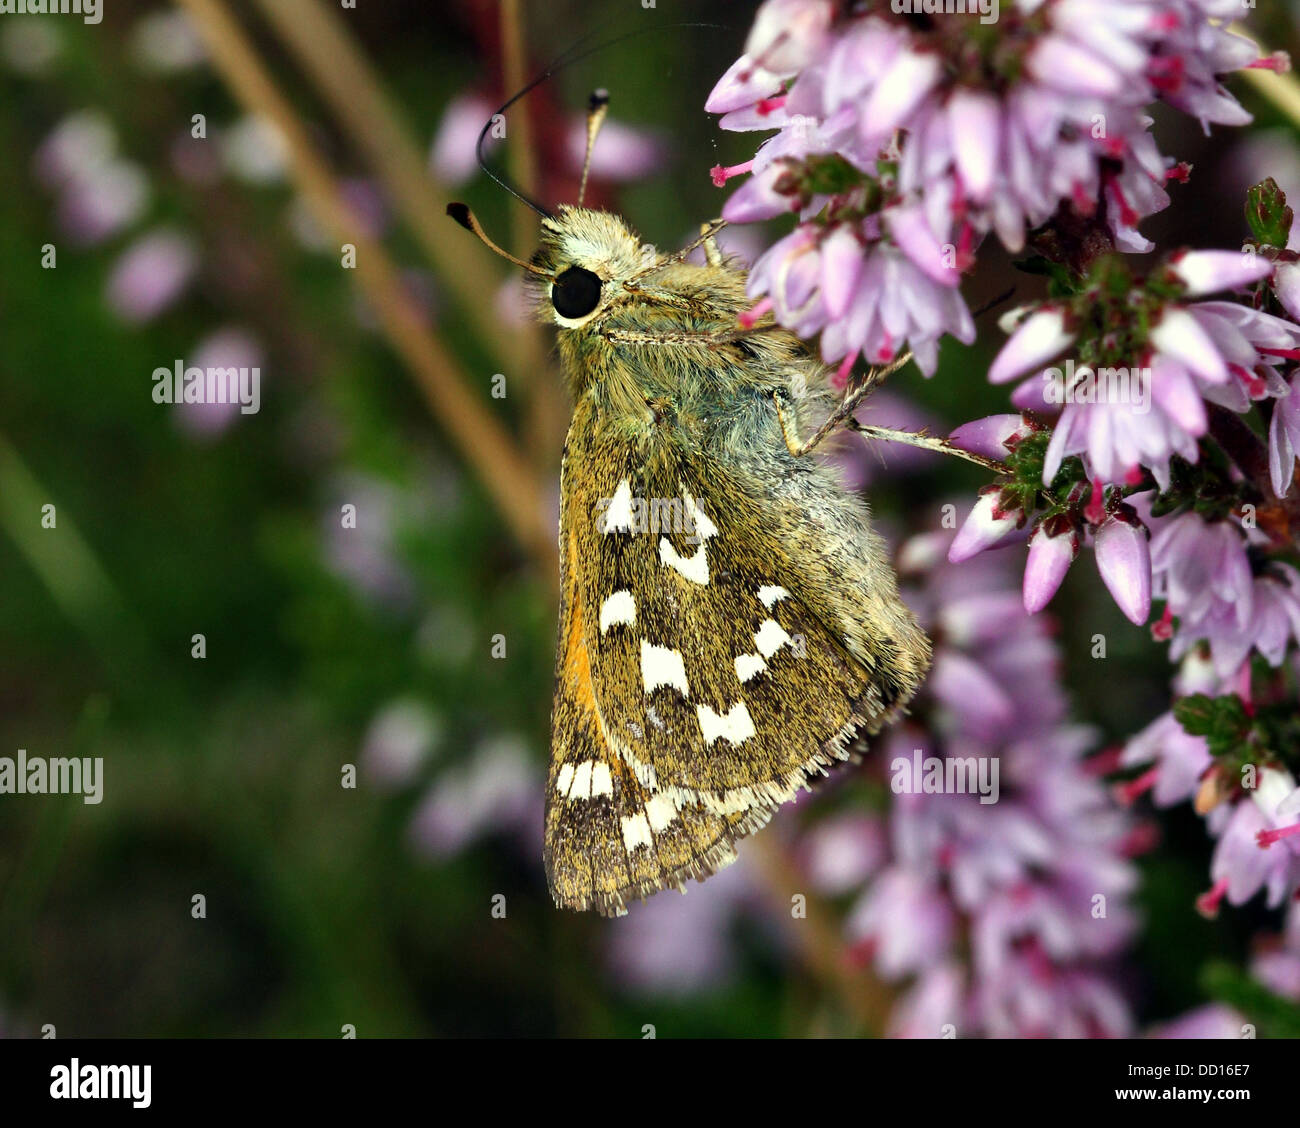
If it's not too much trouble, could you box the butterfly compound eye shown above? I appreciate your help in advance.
[551,266,602,320]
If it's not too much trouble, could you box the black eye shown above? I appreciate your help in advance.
[551,266,602,320]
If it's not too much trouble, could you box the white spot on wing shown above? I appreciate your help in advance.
[570,760,593,800]
[754,618,792,659]
[659,537,709,584]
[758,585,790,608]
[621,812,652,852]
[599,590,637,633]
[683,491,718,540]
[590,761,613,798]
[555,762,574,795]
[640,640,690,697]
[646,793,679,832]
[734,652,767,683]
[696,700,756,745]
[604,479,635,534]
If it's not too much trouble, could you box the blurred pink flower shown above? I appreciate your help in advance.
[105,228,198,323]
[175,327,264,438]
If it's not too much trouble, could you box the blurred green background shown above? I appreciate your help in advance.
[0,0,1297,1037]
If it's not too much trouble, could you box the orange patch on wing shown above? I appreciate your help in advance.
[562,529,600,716]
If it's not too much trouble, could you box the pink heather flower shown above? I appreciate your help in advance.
[846,867,955,980]
[947,492,1021,564]
[1269,372,1300,498]
[975,958,1133,1039]
[55,160,151,248]
[712,1,1264,296]
[928,652,1015,739]
[1208,768,1300,910]
[361,698,441,790]
[429,94,496,186]
[105,228,198,323]
[802,813,886,896]
[407,733,539,859]
[1151,1003,1249,1039]
[1094,517,1152,626]
[993,280,1300,489]
[1119,711,1212,808]
[1169,568,1300,677]
[1273,260,1300,323]
[743,210,974,376]
[176,327,264,438]
[847,535,1138,1037]
[564,118,666,182]
[988,307,1074,385]
[887,963,966,1039]
[1168,249,1273,296]
[1153,512,1300,673]
[1250,905,1300,1002]
[1150,511,1254,630]
[742,0,831,76]
[1023,525,1078,614]
[605,860,758,996]
[949,414,1027,462]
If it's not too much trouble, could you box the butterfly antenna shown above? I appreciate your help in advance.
[577,89,609,207]
[445,202,553,278]
[474,21,727,217]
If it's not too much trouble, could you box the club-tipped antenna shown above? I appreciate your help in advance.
[577,89,609,207]
[446,202,553,278]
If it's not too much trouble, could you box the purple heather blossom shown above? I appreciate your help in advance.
[947,492,1022,564]
[1151,1003,1248,1039]
[1250,905,1300,1003]
[361,698,442,790]
[1120,711,1212,809]
[175,327,265,438]
[605,859,761,996]
[1094,517,1152,626]
[887,962,966,1039]
[1205,767,1300,911]
[430,95,497,186]
[564,118,666,183]
[802,813,886,896]
[992,275,1297,490]
[846,867,954,980]
[833,533,1141,1036]
[407,733,540,859]
[1022,525,1078,614]
[1268,371,1300,498]
[1152,511,1300,674]
[105,228,198,323]
[741,205,974,377]
[709,0,1267,367]
[949,413,1028,463]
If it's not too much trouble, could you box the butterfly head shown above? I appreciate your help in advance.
[532,206,655,330]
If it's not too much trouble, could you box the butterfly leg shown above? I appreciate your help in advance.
[848,420,1009,473]
[699,222,723,268]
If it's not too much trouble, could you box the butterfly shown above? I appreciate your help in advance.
[444,94,997,916]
